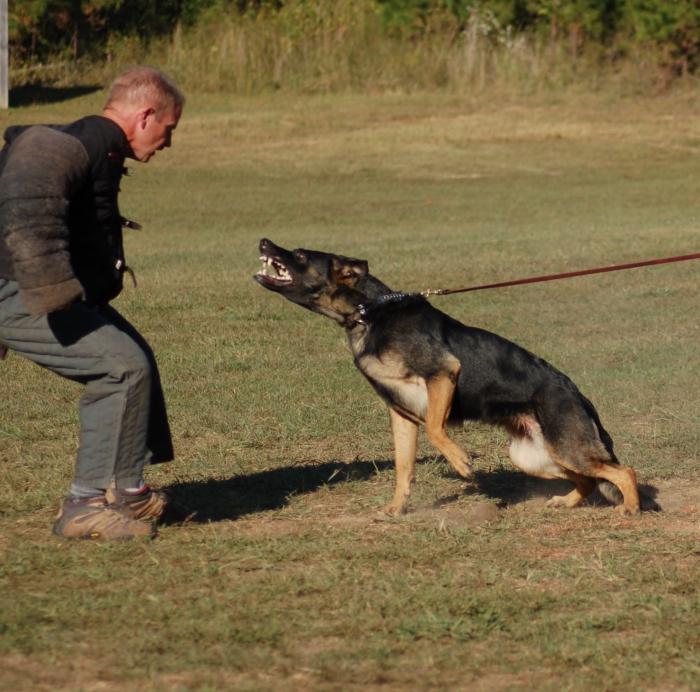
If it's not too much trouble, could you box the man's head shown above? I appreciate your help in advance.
[103,67,185,162]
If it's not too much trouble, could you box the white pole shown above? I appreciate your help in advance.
[0,0,7,109]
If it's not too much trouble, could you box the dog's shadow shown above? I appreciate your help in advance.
[468,467,661,511]
[164,460,661,524]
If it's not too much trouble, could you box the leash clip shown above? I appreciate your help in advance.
[115,259,138,288]
[121,216,143,231]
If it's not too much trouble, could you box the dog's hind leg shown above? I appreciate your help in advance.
[547,445,640,515]
[536,393,641,515]
[385,408,419,516]
[585,461,640,516]
[546,473,596,509]
[424,360,473,481]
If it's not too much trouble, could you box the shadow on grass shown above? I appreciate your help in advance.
[9,84,102,107]
[474,468,574,505]
[165,457,394,523]
[165,460,661,524]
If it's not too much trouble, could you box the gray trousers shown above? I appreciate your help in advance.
[0,279,173,492]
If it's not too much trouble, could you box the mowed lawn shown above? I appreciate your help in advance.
[0,88,698,690]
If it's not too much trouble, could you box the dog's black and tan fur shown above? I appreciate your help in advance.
[254,238,640,516]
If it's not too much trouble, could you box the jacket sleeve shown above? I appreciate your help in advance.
[0,127,89,315]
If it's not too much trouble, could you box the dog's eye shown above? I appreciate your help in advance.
[293,250,307,265]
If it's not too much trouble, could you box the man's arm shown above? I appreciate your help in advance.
[0,126,89,315]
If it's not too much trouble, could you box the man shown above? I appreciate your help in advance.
[0,67,184,539]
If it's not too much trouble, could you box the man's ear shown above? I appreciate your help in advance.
[138,107,155,129]
[331,256,368,287]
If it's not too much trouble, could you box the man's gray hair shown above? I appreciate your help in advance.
[105,67,185,116]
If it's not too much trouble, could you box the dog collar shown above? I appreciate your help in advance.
[350,292,417,327]
[372,292,414,306]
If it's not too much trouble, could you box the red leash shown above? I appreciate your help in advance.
[421,251,700,297]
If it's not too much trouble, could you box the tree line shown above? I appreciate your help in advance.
[9,1,700,82]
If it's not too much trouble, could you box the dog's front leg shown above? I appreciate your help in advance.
[384,408,418,516]
[424,364,473,480]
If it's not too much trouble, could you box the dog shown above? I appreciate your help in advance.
[254,238,641,516]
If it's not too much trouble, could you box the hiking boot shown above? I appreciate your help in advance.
[106,484,168,521]
[53,496,155,540]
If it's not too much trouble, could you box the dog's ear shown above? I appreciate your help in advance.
[331,256,368,286]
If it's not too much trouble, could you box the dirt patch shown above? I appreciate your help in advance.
[646,478,698,514]
[0,653,122,692]
[409,500,501,532]
[219,474,699,543]
[462,671,560,691]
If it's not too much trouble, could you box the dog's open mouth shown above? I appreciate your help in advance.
[256,254,292,286]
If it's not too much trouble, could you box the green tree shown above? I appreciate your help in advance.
[8,0,219,62]
[625,0,700,76]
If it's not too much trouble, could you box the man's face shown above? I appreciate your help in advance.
[129,105,181,162]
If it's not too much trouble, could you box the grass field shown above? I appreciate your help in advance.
[0,87,698,691]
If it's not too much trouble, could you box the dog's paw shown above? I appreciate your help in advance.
[383,502,407,517]
[615,504,641,517]
[450,459,473,480]
[546,495,568,509]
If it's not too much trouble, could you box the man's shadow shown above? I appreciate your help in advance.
[165,458,394,523]
[165,458,661,523]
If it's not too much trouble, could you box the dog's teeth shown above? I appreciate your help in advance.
[256,255,291,282]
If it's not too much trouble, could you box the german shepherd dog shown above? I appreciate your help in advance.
[254,238,641,516]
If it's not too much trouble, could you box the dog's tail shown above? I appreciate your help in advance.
[596,479,661,512]
[597,480,623,505]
